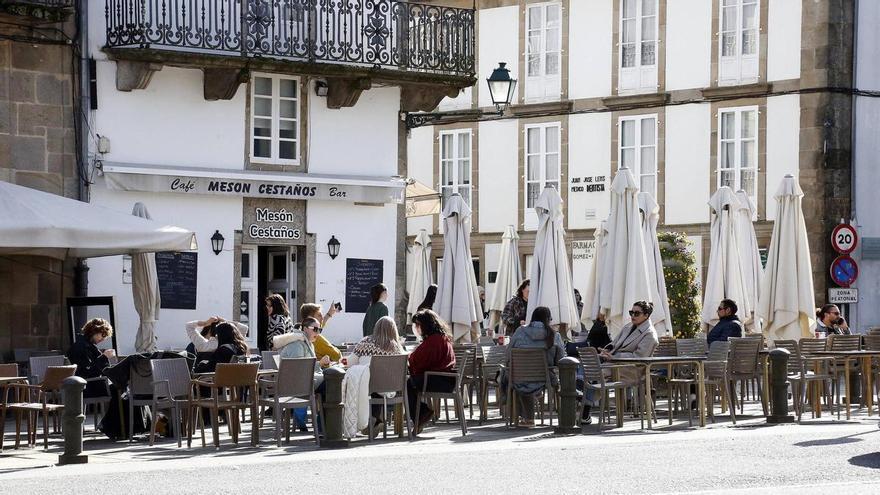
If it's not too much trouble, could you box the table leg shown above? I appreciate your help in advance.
[865,357,873,416]
[644,364,653,430]
[697,361,706,427]
[845,359,852,420]
[762,355,770,417]
[613,368,623,428]
[394,403,403,437]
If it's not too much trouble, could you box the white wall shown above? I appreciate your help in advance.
[478,120,519,232]
[406,126,435,236]
[767,0,802,82]
[95,62,247,169]
[483,242,501,303]
[663,104,711,225]
[665,0,712,91]
[87,182,243,354]
[568,0,612,99]
[765,94,800,220]
[309,86,400,177]
[567,112,612,230]
[439,87,474,111]
[308,202,398,345]
[478,6,519,107]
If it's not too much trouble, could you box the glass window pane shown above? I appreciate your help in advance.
[720,169,735,188]
[546,53,560,75]
[741,141,756,168]
[528,53,541,77]
[547,5,560,24]
[241,253,251,279]
[622,44,636,68]
[457,132,470,159]
[721,142,735,169]
[640,176,655,196]
[527,183,541,208]
[742,29,758,55]
[441,186,453,204]
[279,140,296,160]
[253,138,271,158]
[546,28,560,51]
[741,169,756,196]
[528,6,542,29]
[527,155,540,180]
[527,128,540,153]
[458,160,470,184]
[742,4,758,29]
[621,120,635,147]
[280,100,296,119]
[254,77,272,96]
[722,7,737,31]
[254,97,271,117]
[641,0,656,16]
[622,19,636,43]
[545,126,559,152]
[622,0,636,18]
[621,148,635,170]
[641,17,656,41]
[640,146,656,174]
[459,187,470,205]
[280,79,297,98]
[545,154,559,180]
[742,110,757,138]
[253,118,271,137]
[441,134,453,159]
[640,118,655,144]
[720,112,735,139]
[641,42,655,66]
[546,181,559,193]
[279,120,296,139]
[722,33,737,57]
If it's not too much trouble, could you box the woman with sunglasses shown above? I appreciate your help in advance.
[273,316,326,432]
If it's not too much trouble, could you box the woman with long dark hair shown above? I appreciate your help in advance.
[407,309,456,434]
[265,294,293,350]
[504,306,565,427]
[417,284,438,312]
[203,321,248,372]
[501,279,530,336]
[362,283,389,337]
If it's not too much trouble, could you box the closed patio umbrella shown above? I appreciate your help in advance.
[599,168,652,337]
[131,203,161,353]
[735,190,763,330]
[756,175,815,342]
[406,229,433,318]
[701,187,750,331]
[581,219,608,325]
[434,194,482,343]
[526,186,579,340]
[638,192,671,335]
[487,225,521,336]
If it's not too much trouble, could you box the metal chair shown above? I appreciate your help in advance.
[452,344,479,420]
[258,358,320,447]
[576,347,634,431]
[827,334,862,417]
[28,355,64,386]
[416,351,472,436]
[3,365,76,449]
[666,338,709,426]
[773,340,833,421]
[190,362,260,448]
[864,335,880,410]
[260,351,279,370]
[702,341,733,423]
[506,348,555,427]
[149,358,192,447]
[727,337,766,416]
[480,346,507,421]
[367,354,411,441]
[128,366,155,443]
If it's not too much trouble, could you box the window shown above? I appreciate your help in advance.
[251,74,299,164]
[524,123,561,228]
[618,115,657,197]
[239,247,257,328]
[439,130,472,206]
[525,2,562,102]
[717,107,758,207]
[718,0,759,85]
[619,0,658,93]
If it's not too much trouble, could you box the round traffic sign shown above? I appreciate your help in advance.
[831,224,858,254]
[830,255,859,287]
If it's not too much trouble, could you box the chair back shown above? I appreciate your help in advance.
[41,365,77,391]
[773,340,802,372]
[453,344,478,378]
[728,337,760,375]
[261,351,279,370]
[799,338,828,355]
[578,347,604,384]
[130,365,155,396]
[150,358,192,399]
[455,351,474,386]
[707,341,730,362]
[214,362,260,388]
[0,363,19,377]
[653,337,677,357]
[509,348,549,384]
[828,334,861,352]
[274,359,314,397]
[867,327,880,336]
[676,338,708,357]
[30,355,65,383]
[368,354,408,395]
[863,335,880,351]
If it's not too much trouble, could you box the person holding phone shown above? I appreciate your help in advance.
[816,304,851,336]
[66,318,115,398]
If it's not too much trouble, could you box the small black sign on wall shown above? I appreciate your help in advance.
[156,252,198,310]
[345,258,384,313]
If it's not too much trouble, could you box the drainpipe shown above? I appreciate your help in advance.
[850,0,860,331]
[75,0,91,298]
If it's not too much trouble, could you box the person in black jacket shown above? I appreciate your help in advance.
[707,299,744,346]
[202,321,248,372]
[566,313,611,357]
[66,318,114,398]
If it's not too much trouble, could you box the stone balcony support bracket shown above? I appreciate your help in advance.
[115,60,163,92]
[203,68,249,101]
[401,84,462,113]
[326,77,372,109]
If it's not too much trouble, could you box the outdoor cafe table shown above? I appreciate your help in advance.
[0,377,28,386]
[811,350,880,420]
[609,356,707,428]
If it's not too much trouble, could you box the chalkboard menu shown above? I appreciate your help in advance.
[345,258,384,313]
[155,252,198,310]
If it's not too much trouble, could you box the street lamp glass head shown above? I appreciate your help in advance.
[210,230,224,256]
[486,62,517,111]
[327,235,341,260]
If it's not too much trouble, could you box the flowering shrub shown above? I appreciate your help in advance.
[658,231,701,338]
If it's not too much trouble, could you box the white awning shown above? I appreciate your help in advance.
[102,162,406,204]
[0,180,197,260]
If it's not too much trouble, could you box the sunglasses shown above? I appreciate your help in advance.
[307,325,323,333]
[717,306,727,311]
[628,310,644,317]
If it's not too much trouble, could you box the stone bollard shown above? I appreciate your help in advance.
[320,366,350,448]
[58,376,88,465]
[554,357,581,434]
[766,348,794,424]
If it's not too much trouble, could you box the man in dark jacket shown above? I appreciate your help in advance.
[707,298,744,345]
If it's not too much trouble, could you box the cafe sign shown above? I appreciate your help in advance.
[242,199,306,245]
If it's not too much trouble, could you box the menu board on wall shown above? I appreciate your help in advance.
[345,258,384,313]
[155,252,198,310]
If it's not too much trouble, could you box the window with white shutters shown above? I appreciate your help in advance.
[525,2,562,102]
[618,115,657,197]
[439,130,472,207]
[619,0,658,93]
[717,107,758,208]
[524,122,561,228]
[251,74,300,164]
[718,0,759,85]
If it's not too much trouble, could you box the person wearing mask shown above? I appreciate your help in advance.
[66,318,115,398]
[417,284,437,312]
[816,304,851,336]
[501,279,530,337]
[504,307,566,427]
[185,317,249,354]
[299,303,342,367]
[407,310,456,434]
[362,283,390,337]
[266,294,294,350]
[347,316,405,436]
[707,299,744,345]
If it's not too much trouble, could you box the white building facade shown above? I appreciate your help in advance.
[407,0,855,330]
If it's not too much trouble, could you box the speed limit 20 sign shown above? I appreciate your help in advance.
[831,224,858,254]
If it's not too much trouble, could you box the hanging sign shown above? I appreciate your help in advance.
[831,223,858,254]
[830,255,859,288]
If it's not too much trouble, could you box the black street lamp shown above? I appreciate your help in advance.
[486,62,517,113]
[211,230,224,255]
[327,235,341,260]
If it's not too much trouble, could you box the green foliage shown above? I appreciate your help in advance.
[658,231,701,338]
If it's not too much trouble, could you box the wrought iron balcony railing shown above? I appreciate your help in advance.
[105,0,475,77]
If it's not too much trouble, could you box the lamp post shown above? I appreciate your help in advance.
[327,235,340,260]
[210,230,224,255]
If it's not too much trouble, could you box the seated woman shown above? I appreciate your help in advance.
[273,317,326,432]
[407,310,456,434]
[299,303,342,367]
[348,316,404,436]
[504,307,565,428]
[185,316,249,354]
[200,322,248,373]
[66,317,115,398]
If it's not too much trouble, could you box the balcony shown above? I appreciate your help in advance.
[104,0,476,109]
[1,0,73,23]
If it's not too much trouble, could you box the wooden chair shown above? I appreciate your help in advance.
[576,347,634,431]
[827,334,862,417]
[506,348,555,427]
[149,358,193,447]
[773,340,833,421]
[3,365,76,449]
[367,354,411,441]
[452,344,479,420]
[258,358,320,447]
[188,363,259,448]
[702,341,733,423]
[417,351,471,436]
[864,335,880,410]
